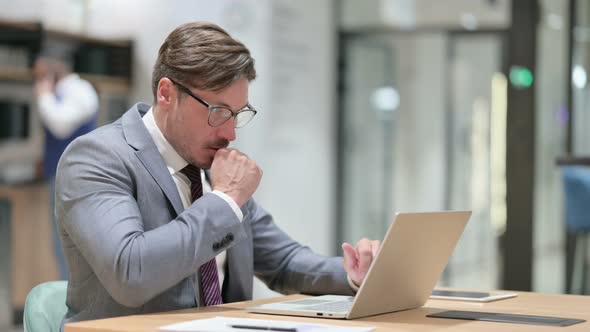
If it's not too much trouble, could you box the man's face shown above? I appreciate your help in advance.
[33,59,50,81]
[163,78,249,168]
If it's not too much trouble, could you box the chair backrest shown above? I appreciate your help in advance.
[562,166,590,232]
[23,281,68,332]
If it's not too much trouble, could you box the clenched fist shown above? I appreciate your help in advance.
[210,148,262,207]
[34,77,54,97]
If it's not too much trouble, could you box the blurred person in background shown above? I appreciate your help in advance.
[55,21,379,329]
[33,54,99,280]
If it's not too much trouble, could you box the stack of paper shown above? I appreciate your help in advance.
[160,316,375,332]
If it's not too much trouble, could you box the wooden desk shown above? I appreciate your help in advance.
[65,292,590,332]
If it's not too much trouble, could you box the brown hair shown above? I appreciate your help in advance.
[152,22,256,99]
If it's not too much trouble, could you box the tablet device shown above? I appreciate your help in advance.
[427,310,585,326]
[430,289,517,302]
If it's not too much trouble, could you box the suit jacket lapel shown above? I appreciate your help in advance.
[122,103,184,216]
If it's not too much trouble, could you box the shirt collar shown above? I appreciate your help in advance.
[54,73,80,98]
[55,73,79,89]
[142,107,188,175]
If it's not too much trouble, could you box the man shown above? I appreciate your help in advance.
[34,54,99,280]
[56,22,379,329]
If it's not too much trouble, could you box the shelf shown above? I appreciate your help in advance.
[45,29,132,48]
[0,19,40,32]
[0,19,132,89]
[0,69,130,93]
[0,19,130,47]
[80,73,130,93]
[0,67,32,82]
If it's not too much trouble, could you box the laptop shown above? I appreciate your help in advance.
[247,211,471,319]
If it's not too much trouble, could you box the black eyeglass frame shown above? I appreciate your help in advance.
[168,78,257,128]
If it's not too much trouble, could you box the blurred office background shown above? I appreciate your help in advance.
[0,0,589,330]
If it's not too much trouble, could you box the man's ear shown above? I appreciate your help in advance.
[156,78,177,108]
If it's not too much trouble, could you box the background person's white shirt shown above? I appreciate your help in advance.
[37,73,99,138]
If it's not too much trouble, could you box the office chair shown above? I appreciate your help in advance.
[562,166,590,294]
[23,281,67,332]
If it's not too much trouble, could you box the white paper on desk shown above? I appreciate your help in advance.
[159,316,375,332]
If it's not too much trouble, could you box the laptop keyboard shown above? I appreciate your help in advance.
[285,299,335,306]
[303,301,353,312]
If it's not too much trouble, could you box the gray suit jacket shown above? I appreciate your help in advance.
[56,103,352,329]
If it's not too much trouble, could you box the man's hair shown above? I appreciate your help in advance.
[152,21,256,99]
[36,44,73,74]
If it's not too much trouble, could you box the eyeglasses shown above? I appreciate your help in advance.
[169,78,257,128]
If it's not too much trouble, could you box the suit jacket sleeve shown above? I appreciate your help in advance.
[56,134,246,308]
[246,200,354,296]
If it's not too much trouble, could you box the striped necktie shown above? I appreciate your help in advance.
[180,164,223,306]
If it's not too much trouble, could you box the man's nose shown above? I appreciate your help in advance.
[218,118,236,141]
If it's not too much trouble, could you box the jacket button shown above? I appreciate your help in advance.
[226,233,234,241]
[212,243,220,251]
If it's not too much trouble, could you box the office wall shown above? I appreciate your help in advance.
[533,0,568,293]
[0,0,41,21]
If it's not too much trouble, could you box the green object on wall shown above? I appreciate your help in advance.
[509,65,534,89]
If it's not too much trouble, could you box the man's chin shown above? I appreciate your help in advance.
[194,160,213,169]
[199,155,215,169]
[190,148,219,169]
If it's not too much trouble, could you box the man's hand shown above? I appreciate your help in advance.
[342,238,381,287]
[34,76,54,97]
[210,148,262,207]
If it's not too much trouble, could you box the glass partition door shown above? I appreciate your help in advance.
[339,31,505,289]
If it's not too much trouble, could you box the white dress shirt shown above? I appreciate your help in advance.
[37,73,99,138]
[142,108,243,289]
